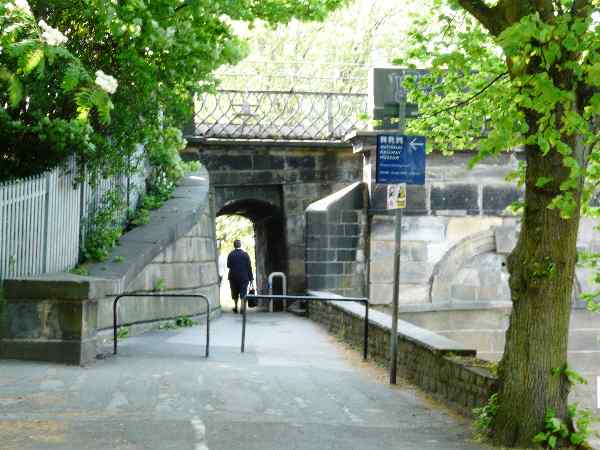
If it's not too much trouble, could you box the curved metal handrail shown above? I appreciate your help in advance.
[112,293,211,358]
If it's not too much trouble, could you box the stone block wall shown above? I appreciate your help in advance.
[369,214,600,306]
[183,142,362,293]
[307,295,497,415]
[0,277,108,364]
[369,215,517,305]
[305,183,368,297]
[363,150,524,216]
[95,201,220,333]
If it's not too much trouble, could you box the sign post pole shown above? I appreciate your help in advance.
[389,98,406,385]
[370,67,426,385]
[373,110,426,386]
[389,206,402,384]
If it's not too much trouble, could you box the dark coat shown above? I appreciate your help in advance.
[227,249,254,284]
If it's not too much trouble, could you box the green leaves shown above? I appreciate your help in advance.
[61,63,86,92]
[535,176,553,188]
[75,88,114,125]
[587,62,600,86]
[532,408,571,448]
[23,47,43,73]
[7,75,23,107]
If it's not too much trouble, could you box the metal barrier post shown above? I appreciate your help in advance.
[364,300,369,361]
[113,293,211,358]
[241,296,247,353]
[267,272,287,312]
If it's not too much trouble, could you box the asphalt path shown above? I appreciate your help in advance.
[0,311,487,450]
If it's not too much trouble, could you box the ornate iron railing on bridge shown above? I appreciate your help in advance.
[187,89,368,142]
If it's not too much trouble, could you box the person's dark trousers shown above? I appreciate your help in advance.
[230,280,249,312]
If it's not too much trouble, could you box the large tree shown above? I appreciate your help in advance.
[403,0,599,447]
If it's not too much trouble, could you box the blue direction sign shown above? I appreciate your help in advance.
[375,135,426,185]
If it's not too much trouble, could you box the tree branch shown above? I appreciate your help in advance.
[429,71,509,116]
[572,0,592,18]
[456,0,507,36]
[534,0,557,21]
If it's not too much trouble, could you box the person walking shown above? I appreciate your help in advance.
[227,239,254,313]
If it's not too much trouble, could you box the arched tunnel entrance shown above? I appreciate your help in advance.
[217,199,287,307]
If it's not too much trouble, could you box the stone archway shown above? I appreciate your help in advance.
[217,198,287,298]
[429,227,582,304]
[429,229,498,303]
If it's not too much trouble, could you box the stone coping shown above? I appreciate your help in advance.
[306,182,365,212]
[308,290,476,355]
[185,137,351,149]
[397,301,513,313]
[4,167,211,300]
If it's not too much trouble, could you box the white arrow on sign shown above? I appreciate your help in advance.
[408,138,425,152]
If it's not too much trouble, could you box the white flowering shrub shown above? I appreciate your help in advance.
[38,19,67,46]
[0,0,117,179]
[95,70,118,95]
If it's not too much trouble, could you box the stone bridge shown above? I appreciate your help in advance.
[182,140,360,295]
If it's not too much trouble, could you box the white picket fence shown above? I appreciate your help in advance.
[0,153,147,281]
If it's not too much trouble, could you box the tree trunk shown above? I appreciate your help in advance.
[493,124,583,447]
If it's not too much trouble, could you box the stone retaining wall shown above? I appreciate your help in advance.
[0,167,220,365]
[307,292,497,415]
[305,183,368,297]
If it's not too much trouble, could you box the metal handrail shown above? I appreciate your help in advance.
[267,272,287,312]
[112,293,211,358]
[211,89,366,97]
[240,294,369,360]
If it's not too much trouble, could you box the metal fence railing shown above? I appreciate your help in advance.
[0,150,147,281]
[187,89,368,142]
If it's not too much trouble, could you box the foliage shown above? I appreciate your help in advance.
[153,277,166,292]
[551,365,588,386]
[175,316,195,328]
[130,207,150,227]
[159,315,196,330]
[116,326,129,339]
[83,189,125,262]
[533,406,596,449]
[0,1,116,180]
[533,409,570,449]
[0,0,345,181]
[82,156,197,263]
[473,393,499,437]
[113,256,124,263]
[216,215,255,257]
[400,1,599,216]
[400,0,600,446]
[218,0,420,92]
[69,265,89,276]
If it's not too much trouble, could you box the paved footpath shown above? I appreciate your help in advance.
[0,312,488,450]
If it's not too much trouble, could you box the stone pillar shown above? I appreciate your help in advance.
[0,276,114,365]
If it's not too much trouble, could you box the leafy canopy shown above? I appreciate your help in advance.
[0,0,345,181]
[400,0,600,219]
